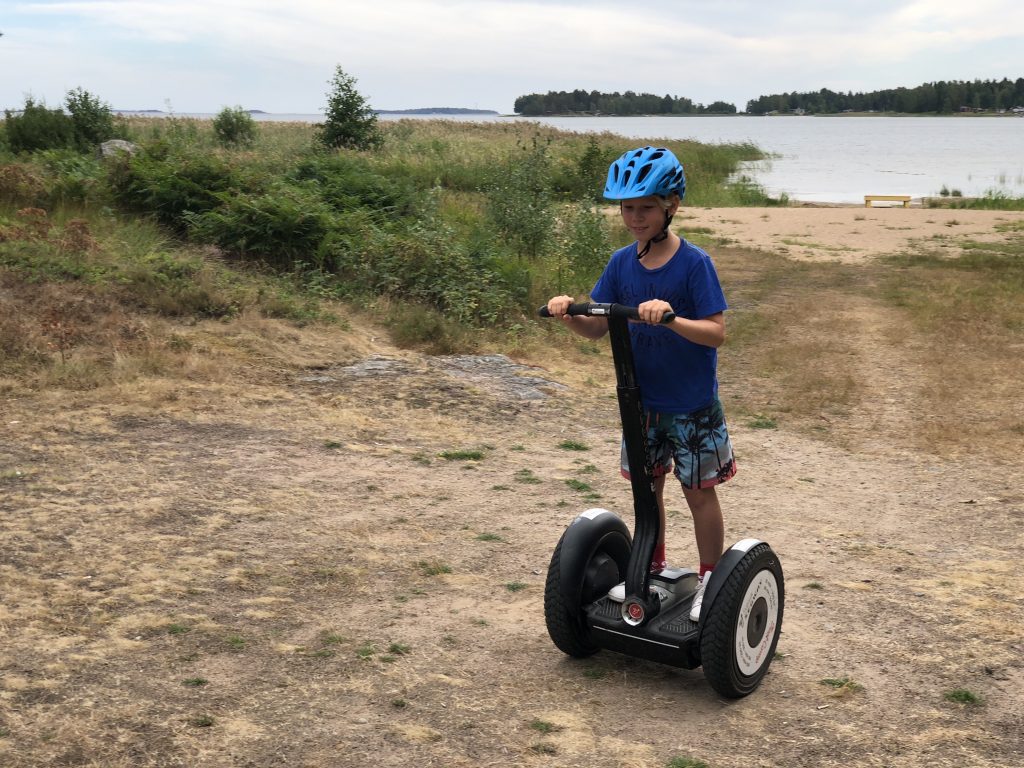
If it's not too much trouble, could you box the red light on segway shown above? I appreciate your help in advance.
[627,602,644,621]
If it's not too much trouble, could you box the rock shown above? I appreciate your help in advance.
[98,139,138,159]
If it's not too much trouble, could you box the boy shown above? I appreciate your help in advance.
[546,145,736,621]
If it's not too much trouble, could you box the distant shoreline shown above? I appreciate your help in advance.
[375,108,499,115]
[105,109,1020,120]
[111,108,500,116]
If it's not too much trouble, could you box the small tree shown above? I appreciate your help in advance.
[65,87,115,149]
[4,97,74,153]
[485,137,555,261]
[317,66,383,151]
[212,106,257,147]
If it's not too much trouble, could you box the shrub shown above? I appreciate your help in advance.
[186,183,334,269]
[291,153,419,216]
[107,145,237,229]
[65,87,116,149]
[212,106,257,147]
[559,201,612,291]
[485,137,555,261]
[328,218,515,324]
[4,97,75,153]
[316,66,383,151]
[37,149,107,206]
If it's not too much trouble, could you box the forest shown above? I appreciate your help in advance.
[745,77,1024,115]
[515,78,1024,116]
[513,90,737,116]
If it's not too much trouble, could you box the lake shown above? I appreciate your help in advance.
[521,114,1024,204]
[185,111,1024,204]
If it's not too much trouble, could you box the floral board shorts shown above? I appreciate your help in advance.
[620,398,737,490]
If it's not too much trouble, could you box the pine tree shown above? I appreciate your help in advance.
[316,66,383,151]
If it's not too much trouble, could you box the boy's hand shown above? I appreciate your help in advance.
[637,299,674,325]
[546,295,576,323]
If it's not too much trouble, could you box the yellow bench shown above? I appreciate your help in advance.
[864,195,911,208]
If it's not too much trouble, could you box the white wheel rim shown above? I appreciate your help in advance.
[735,570,780,676]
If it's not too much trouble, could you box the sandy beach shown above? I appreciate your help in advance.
[680,203,1024,262]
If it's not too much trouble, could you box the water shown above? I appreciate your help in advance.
[147,111,1024,204]
[524,115,1024,204]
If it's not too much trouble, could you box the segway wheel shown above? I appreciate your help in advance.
[700,542,784,698]
[544,513,630,658]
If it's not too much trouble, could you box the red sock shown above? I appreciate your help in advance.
[653,543,666,565]
[699,563,715,578]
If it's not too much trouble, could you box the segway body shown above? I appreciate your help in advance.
[541,303,784,698]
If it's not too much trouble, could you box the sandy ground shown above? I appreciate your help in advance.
[1,206,1023,767]
[679,204,1024,262]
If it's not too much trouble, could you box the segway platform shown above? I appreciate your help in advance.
[586,568,703,670]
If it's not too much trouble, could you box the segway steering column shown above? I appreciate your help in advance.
[540,302,675,625]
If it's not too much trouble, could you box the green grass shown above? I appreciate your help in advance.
[944,688,983,705]
[417,559,452,576]
[529,719,561,734]
[558,439,590,451]
[667,759,710,768]
[529,743,558,755]
[564,478,593,492]
[356,643,376,660]
[746,414,777,429]
[439,448,486,461]
[475,532,505,542]
[514,468,542,484]
[505,581,528,592]
[820,676,864,694]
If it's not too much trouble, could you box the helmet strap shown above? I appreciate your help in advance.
[636,211,674,260]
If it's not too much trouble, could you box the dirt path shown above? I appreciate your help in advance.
[2,209,1023,767]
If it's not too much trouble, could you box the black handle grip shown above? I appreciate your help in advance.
[538,302,676,324]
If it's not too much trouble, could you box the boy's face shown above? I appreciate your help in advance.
[619,195,678,242]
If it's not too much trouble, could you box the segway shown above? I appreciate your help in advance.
[539,302,784,698]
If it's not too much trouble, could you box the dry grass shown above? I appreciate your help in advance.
[2,211,1023,767]
[713,236,1024,458]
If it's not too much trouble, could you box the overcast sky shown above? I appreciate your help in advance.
[2,0,1022,114]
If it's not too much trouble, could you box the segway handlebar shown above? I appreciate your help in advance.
[538,302,676,324]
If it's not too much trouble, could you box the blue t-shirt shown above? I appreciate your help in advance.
[591,240,728,413]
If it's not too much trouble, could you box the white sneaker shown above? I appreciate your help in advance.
[608,582,670,604]
[689,571,711,622]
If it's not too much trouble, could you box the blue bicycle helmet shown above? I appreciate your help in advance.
[604,146,686,201]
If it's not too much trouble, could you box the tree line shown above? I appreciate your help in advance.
[513,90,737,116]
[514,79,1024,117]
[746,78,1024,115]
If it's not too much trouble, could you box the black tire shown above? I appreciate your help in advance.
[544,527,630,657]
[700,543,784,698]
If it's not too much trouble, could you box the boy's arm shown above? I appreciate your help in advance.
[670,312,725,348]
[637,300,725,348]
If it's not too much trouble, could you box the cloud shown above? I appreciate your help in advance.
[3,0,1023,112]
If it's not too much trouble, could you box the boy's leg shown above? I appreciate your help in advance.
[682,485,725,569]
[653,474,667,569]
[621,432,672,571]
